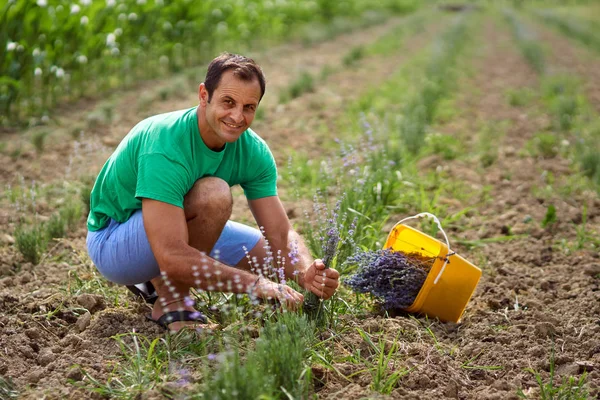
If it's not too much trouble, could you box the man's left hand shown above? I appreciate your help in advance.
[302,259,340,300]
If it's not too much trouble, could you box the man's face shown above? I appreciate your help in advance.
[198,70,261,150]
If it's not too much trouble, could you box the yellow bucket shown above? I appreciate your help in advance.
[383,213,481,323]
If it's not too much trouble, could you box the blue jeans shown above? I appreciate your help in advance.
[86,209,261,285]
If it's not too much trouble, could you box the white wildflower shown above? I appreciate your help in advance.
[56,68,65,78]
[77,55,88,64]
[110,47,120,56]
[81,0,91,5]
[136,0,146,4]
[128,12,137,21]
[114,28,123,36]
[80,16,89,25]
[32,48,41,57]
[118,13,126,21]
[36,0,47,7]
[106,0,116,6]
[34,68,43,77]
[106,33,116,46]
[70,4,80,14]
[6,41,16,52]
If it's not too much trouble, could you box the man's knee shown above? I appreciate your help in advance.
[184,177,232,220]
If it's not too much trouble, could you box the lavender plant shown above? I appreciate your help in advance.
[344,248,432,310]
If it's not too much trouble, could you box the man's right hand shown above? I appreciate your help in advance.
[252,276,304,310]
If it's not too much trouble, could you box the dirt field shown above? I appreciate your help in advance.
[1,9,599,400]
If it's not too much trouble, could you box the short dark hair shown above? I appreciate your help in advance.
[204,53,266,102]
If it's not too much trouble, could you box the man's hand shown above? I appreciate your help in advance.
[252,276,304,310]
[302,260,340,300]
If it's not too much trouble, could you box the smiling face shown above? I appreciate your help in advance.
[197,70,261,150]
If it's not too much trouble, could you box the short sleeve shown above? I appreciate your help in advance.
[241,147,278,200]
[136,153,190,208]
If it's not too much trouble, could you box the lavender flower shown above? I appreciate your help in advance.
[344,249,433,310]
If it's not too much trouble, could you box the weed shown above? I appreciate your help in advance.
[86,111,106,130]
[0,376,18,399]
[355,329,411,394]
[343,46,365,67]
[424,132,459,160]
[31,131,49,154]
[571,207,600,251]
[45,213,66,241]
[101,104,114,123]
[158,88,170,101]
[478,123,500,168]
[506,87,534,107]
[461,351,504,371]
[75,333,171,397]
[15,222,47,265]
[80,175,95,216]
[60,201,83,231]
[553,95,578,131]
[517,345,590,399]
[579,150,600,183]
[10,146,22,160]
[541,204,557,228]
[529,132,559,158]
[320,64,334,81]
[281,71,315,103]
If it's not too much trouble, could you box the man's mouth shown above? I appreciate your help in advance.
[223,121,242,129]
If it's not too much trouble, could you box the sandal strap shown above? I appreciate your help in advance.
[155,310,207,328]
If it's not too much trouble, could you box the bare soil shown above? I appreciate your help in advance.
[1,14,599,400]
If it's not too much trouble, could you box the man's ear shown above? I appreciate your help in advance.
[199,83,208,105]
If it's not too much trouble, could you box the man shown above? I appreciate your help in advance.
[86,53,340,331]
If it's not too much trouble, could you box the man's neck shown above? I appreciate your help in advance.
[196,105,224,151]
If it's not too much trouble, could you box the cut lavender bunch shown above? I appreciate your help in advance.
[344,249,434,310]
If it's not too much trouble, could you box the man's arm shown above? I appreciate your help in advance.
[143,198,263,293]
[248,196,339,299]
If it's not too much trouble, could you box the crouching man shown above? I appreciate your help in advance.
[86,53,339,331]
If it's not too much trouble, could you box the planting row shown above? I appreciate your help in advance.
[505,9,600,190]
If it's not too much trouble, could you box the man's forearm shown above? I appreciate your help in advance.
[157,241,259,294]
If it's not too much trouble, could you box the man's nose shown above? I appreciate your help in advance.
[231,106,243,123]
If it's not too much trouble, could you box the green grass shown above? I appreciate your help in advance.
[279,71,316,103]
[517,346,590,399]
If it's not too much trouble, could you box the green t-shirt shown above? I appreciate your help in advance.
[87,107,277,231]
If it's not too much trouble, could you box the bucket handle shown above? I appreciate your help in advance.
[391,212,454,285]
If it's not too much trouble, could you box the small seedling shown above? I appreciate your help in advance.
[541,204,557,228]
